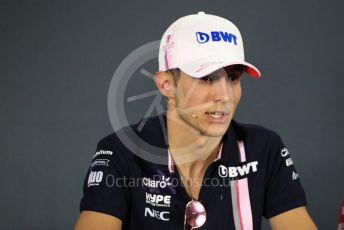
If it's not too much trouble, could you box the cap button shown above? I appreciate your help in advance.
[198,11,205,15]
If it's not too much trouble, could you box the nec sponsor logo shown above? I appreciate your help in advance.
[93,150,113,159]
[144,207,169,221]
[91,159,110,168]
[87,171,103,187]
[146,192,171,207]
[196,31,238,45]
[143,176,172,188]
[218,161,258,178]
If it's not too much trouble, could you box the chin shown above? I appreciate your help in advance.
[200,124,229,137]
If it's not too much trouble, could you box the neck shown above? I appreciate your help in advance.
[166,109,222,168]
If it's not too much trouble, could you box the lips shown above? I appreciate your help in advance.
[206,112,226,118]
[205,111,229,123]
[205,111,228,117]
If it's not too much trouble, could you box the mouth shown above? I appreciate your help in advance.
[205,111,229,119]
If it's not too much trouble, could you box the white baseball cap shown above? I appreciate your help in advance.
[158,11,261,78]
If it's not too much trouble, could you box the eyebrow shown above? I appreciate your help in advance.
[225,65,244,73]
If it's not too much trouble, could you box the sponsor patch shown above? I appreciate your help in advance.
[292,171,299,181]
[281,148,290,157]
[196,31,237,45]
[87,171,103,187]
[218,161,258,179]
[144,207,169,221]
[91,159,110,168]
[281,148,295,167]
[143,176,172,189]
[145,192,171,207]
[285,158,294,167]
[93,150,113,159]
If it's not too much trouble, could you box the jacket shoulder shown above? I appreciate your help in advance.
[232,121,282,143]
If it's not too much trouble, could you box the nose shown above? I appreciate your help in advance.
[211,76,231,102]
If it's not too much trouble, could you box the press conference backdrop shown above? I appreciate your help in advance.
[1,0,343,229]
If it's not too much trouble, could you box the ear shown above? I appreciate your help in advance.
[154,70,176,99]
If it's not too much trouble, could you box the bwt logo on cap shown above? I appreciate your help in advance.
[196,31,238,45]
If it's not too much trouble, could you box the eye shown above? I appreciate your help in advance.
[200,75,213,82]
[227,72,242,83]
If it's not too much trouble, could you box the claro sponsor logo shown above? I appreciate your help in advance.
[87,171,103,187]
[144,207,169,221]
[143,176,172,188]
[218,161,258,178]
[145,192,171,207]
[93,150,113,159]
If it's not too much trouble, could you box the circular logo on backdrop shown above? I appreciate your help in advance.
[107,41,170,165]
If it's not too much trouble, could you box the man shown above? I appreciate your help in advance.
[75,12,317,229]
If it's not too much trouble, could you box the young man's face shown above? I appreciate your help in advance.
[173,65,243,137]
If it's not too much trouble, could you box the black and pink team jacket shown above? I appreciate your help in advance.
[79,114,307,229]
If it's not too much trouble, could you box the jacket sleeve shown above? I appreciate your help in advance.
[263,132,307,218]
[79,136,131,221]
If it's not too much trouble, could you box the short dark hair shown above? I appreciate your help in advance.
[166,68,180,86]
[224,64,244,73]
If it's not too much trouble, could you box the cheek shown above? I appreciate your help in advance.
[177,84,208,107]
[233,84,242,105]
